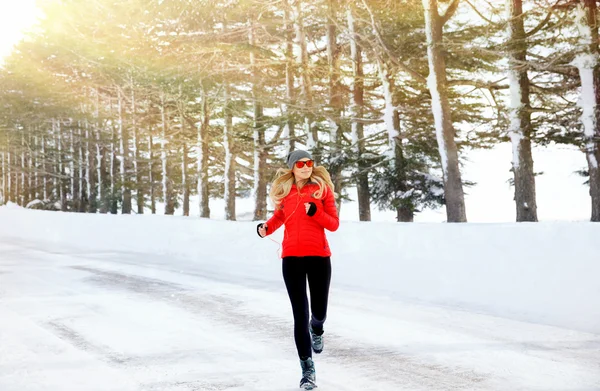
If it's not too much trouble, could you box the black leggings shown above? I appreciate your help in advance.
[282,256,332,359]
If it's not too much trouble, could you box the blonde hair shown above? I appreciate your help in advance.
[269,165,335,208]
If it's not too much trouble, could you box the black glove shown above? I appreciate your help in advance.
[256,223,266,238]
[306,202,317,217]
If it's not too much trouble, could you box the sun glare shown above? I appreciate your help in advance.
[0,0,40,63]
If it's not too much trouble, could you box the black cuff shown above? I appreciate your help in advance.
[256,223,265,238]
[307,202,317,216]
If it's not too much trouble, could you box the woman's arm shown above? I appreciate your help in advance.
[264,207,285,235]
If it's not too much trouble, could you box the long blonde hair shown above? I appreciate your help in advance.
[269,165,335,208]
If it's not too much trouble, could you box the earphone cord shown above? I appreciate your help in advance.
[266,196,302,259]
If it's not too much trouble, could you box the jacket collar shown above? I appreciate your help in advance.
[292,181,317,190]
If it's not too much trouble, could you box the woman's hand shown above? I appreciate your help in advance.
[305,202,317,216]
[257,223,268,238]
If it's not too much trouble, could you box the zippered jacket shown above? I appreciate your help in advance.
[264,183,339,257]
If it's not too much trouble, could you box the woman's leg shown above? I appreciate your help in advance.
[306,256,331,334]
[282,256,312,359]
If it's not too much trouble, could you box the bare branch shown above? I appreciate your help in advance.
[448,78,509,90]
[440,0,461,27]
[464,0,502,26]
[488,89,504,124]
[524,0,561,38]
[360,0,427,84]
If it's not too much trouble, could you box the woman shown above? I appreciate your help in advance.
[257,150,339,390]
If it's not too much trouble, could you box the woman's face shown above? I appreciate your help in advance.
[292,158,313,182]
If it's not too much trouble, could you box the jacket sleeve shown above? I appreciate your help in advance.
[265,207,285,235]
[312,188,339,232]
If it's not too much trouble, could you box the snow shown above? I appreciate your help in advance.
[505,0,525,170]
[0,205,599,390]
[348,7,361,154]
[507,69,524,169]
[305,118,315,150]
[25,199,42,209]
[377,60,399,152]
[574,5,593,46]
[253,131,260,200]
[292,6,303,64]
[161,137,168,210]
[282,123,290,153]
[328,119,337,143]
[572,54,597,142]
[196,128,204,208]
[96,132,102,199]
[422,0,448,174]
[350,119,359,153]
[572,4,599,169]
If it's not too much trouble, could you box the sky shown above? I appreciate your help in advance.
[0,204,599,390]
[0,0,40,64]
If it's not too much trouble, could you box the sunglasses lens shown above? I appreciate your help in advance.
[295,160,314,168]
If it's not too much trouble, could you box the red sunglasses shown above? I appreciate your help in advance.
[295,160,314,169]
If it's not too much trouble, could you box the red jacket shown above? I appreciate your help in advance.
[265,182,339,258]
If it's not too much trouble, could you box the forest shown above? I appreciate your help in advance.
[0,0,598,222]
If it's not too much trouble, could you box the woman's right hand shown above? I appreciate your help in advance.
[257,223,268,238]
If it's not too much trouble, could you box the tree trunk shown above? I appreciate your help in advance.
[1,143,5,204]
[131,101,144,215]
[378,59,414,222]
[118,90,131,214]
[90,89,99,213]
[56,120,67,211]
[28,131,34,202]
[21,130,28,206]
[223,84,236,221]
[131,81,143,214]
[393,110,413,222]
[41,134,47,201]
[180,90,190,218]
[348,6,371,221]
[250,17,268,221]
[97,119,107,214]
[6,132,11,203]
[506,0,538,222]
[422,0,467,222]
[198,87,210,218]
[574,1,600,221]
[160,94,174,215]
[133,125,143,214]
[70,127,78,211]
[33,134,38,200]
[149,131,156,214]
[109,108,118,214]
[86,121,97,213]
[13,148,19,205]
[294,0,318,156]
[78,127,85,212]
[326,0,344,210]
[182,142,189,217]
[284,0,296,154]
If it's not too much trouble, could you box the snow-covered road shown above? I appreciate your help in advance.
[1,238,599,391]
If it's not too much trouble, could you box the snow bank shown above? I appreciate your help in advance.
[1,206,599,334]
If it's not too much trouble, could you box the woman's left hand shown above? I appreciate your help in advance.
[305,202,317,216]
